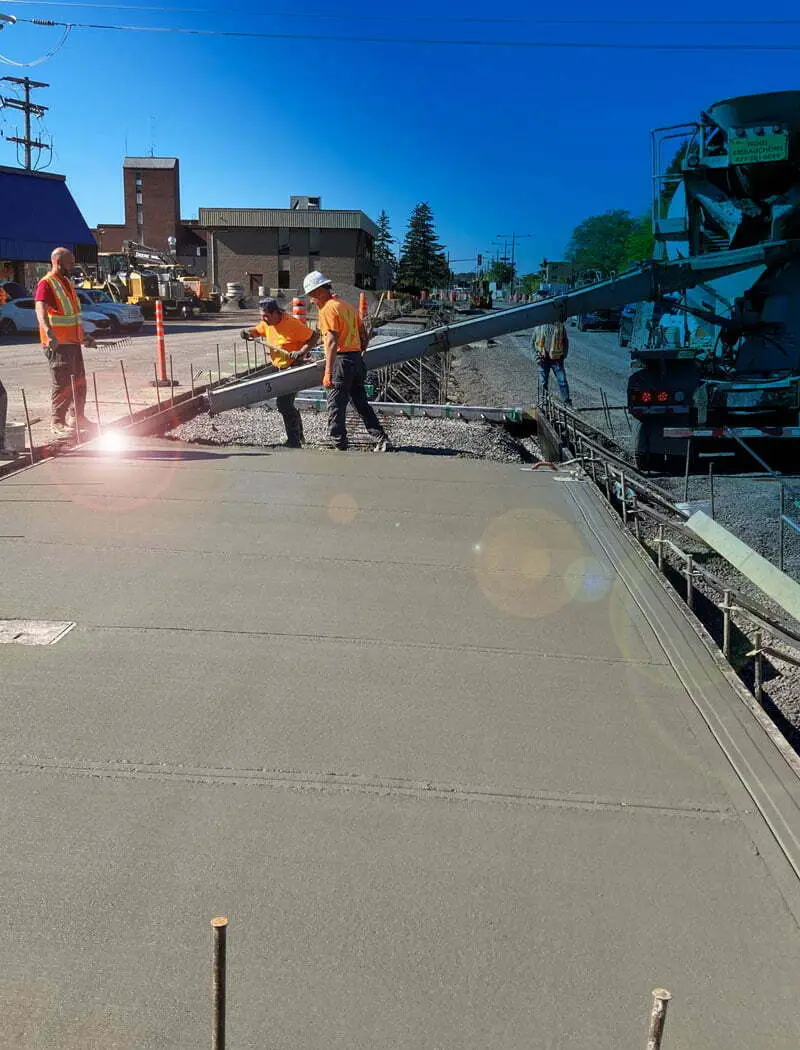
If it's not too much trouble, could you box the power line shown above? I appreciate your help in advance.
[18,17,800,50]
[8,2,800,25]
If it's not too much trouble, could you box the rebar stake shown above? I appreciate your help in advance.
[92,371,102,434]
[685,554,695,611]
[656,524,665,573]
[70,375,81,444]
[753,630,763,704]
[20,387,35,463]
[120,360,134,422]
[646,988,672,1050]
[211,916,228,1050]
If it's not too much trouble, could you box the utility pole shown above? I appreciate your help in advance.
[497,232,532,294]
[1,75,49,171]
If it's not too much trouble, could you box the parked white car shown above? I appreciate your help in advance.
[77,289,144,332]
[0,297,112,338]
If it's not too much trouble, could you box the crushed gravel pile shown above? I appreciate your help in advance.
[167,405,532,464]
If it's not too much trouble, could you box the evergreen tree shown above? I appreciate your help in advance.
[397,202,449,292]
[374,209,397,289]
[374,210,396,265]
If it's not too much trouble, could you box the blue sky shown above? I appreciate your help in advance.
[1,0,799,274]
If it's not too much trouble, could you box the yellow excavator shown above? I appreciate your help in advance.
[95,241,221,317]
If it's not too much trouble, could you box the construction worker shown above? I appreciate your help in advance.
[532,293,572,406]
[241,297,317,447]
[34,247,96,439]
[302,271,391,452]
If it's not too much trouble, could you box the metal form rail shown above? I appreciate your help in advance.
[538,397,800,760]
[208,240,800,414]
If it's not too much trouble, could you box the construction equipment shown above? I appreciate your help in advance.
[97,241,220,318]
[626,90,800,466]
[207,91,800,468]
[469,278,492,311]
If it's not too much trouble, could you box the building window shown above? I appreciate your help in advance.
[136,192,143,205]
[278,228,290,255]
[278,270,291,289]
[137,208,144,226]
[135,173,142,188]
[309,228,320,256]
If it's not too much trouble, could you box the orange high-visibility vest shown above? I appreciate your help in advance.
[39,273,83,347]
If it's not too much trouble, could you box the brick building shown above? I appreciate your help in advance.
[94,157,181,254]
[199,199,378,296]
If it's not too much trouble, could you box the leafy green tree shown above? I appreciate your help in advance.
[518,273,542,296]
[397,202,449,293]
[622,213,654,268]
[485,260,514,286]
[565,209,638,277]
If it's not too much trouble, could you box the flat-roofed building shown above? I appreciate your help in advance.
[199,199,378,298]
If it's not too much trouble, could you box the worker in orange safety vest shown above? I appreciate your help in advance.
[34,247,96,439]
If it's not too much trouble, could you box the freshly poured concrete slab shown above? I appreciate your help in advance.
[1,440,799,1049]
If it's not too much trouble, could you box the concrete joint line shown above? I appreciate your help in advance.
[0,757,732,818]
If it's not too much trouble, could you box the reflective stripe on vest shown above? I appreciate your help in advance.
[40,274,83,347]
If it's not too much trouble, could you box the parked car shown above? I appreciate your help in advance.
[1,280,29,301]
[575,308,622,332]
[76,289,144,332]
[0,297,112,337]
[618,303,637,347]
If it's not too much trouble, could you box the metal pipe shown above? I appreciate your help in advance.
[120,360,134,422]
[92,371,102,434]
[722,589,732,661]
[20,387,35,463]
[646,988,672,1050]
[70,375,81,444]
[686,554,695,611]
[753,630,763,704]
[211,916,228,1050]
[153,364,161,410]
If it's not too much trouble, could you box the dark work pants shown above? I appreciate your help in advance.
[45,343,86,423]
[327,352,385,446]
[276,392,303,445]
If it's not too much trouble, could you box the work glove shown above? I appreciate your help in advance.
[288,351,308,362]
[240,330,252,341]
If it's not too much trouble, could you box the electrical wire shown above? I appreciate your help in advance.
[17,17,800,50]
[8,2,800,26]
[0,21,70,64]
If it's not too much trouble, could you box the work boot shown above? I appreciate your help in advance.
[51,422,73,440]
[373,435,393,453]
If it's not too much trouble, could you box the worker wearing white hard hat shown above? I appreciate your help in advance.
[303,272,391,452]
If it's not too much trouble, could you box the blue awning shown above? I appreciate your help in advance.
[0,165,96,262]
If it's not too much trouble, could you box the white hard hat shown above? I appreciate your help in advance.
[302,270,332,295]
